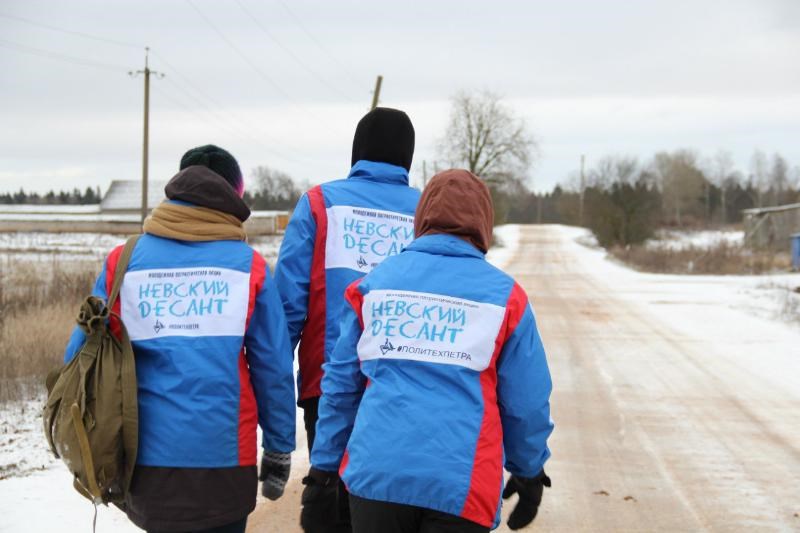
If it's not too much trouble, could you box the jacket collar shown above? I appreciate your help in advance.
[165,165,251,222]
[404,233,485,259]
[347,160,409,185]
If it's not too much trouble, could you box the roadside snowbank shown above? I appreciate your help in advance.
[645,228,744,251]
[486,224,521,270]
[559,226,800,328]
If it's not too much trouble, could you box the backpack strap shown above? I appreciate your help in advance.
[107,235,140,309]
[105,234,141,497]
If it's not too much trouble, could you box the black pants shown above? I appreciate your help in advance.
[349,495,489,533]
[147,516,247,533]
[302,396,351,533]
[301,396,320,451]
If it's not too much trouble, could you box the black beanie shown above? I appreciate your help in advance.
[180,144,244,196]
[351,107,415,171]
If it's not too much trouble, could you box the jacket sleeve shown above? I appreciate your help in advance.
[309,283,367,472]
[497,299,554,478]
[63,258,109,363]
[273,193,316,350]
[245,260,297,454]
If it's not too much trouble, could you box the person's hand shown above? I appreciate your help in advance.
[300,467,338,533]
[259,451,291,500]
[502,470,551,530]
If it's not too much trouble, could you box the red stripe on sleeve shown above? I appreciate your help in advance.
[338,448,350,479]
[104,244,125,341]
[237,251,266,465]
[343,280,365,329]
[298,185,329,401]
[460,282,530,527]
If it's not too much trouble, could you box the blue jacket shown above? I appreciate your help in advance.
[274,160,420,402]
[310,234,553,528]
[64,233,296,467]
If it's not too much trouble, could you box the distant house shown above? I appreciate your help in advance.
[743,202,800,250]
[100,180,167,214]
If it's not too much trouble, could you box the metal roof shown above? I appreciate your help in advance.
[741,202,800,216]
[100,180,167,211]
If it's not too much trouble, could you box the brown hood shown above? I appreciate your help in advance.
[414,169,494,253]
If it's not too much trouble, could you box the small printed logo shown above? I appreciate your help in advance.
[356,256,368,268]
[153,320,165,334]
[379,338,395,355]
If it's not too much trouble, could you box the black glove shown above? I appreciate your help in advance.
[502,470,551,530]
[300,467,339,533]
[259,451,291,501]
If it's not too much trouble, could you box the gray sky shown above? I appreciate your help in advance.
[1,0,799,194]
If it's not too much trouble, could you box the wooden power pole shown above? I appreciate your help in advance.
[579,154,586,226]
[130,47,163,224]
[371,75,383,110]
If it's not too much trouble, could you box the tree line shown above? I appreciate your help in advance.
[490,150,798,247]
[3,90,796,251]
[433,90,798,248]
[0,187,103,205]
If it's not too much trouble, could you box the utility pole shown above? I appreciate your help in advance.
[579,154,586,226]
[422,160,428,188]
[537,194,543,224]
[130,47,164,224]
[370,75,383,110]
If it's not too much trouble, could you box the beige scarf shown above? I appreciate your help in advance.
[143,201,246,241]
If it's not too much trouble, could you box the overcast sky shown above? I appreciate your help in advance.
[1,0,799,195]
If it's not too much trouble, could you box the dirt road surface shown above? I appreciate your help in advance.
[248,225,800,532]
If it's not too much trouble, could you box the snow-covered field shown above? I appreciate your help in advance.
[644,228,745,251]
[577,227,800,324]
[0,225,797,532]
[0,232,282,265]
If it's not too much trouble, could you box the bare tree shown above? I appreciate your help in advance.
[750,149,769,207]
[770,153,789,205]
[589,155,639,188]
[711,150,734,224]
[652,149,706,226]
[437,90,537,182]
[248,166,302,210]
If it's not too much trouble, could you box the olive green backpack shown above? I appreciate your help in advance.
[43,235,140,506]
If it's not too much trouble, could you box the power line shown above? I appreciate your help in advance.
[159,76,300,163]
[185,0,339,135]
[0,11,301,158]
[185,0,296,103]
[0,12,143,49]
[150,50,302,158]
[234,0,355,102]
[0,38,125,72]
[152,81,300,164]
[273,0,364,90]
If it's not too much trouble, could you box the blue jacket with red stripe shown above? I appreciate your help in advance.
[310,233,554,528]
[274,160,420,402]
[64,232,296,467]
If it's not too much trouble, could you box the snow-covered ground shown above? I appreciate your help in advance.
[574,227,800,327]
[2,224,798,533]
[486,224,520,270]
[0,232,126,262]
[644,228,744,251]
[0,232,282,265]
[0,205,102,215]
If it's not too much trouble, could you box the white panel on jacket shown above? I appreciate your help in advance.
[324,205,414,272]
[357,289,506,372]
[120,267,250,341]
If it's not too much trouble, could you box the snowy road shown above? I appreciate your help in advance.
[2,225,797,532]
[249,224,800,532]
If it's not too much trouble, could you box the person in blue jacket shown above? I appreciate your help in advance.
[63,145,296,533]
[302,169,554,532]
[274,108,420,531]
